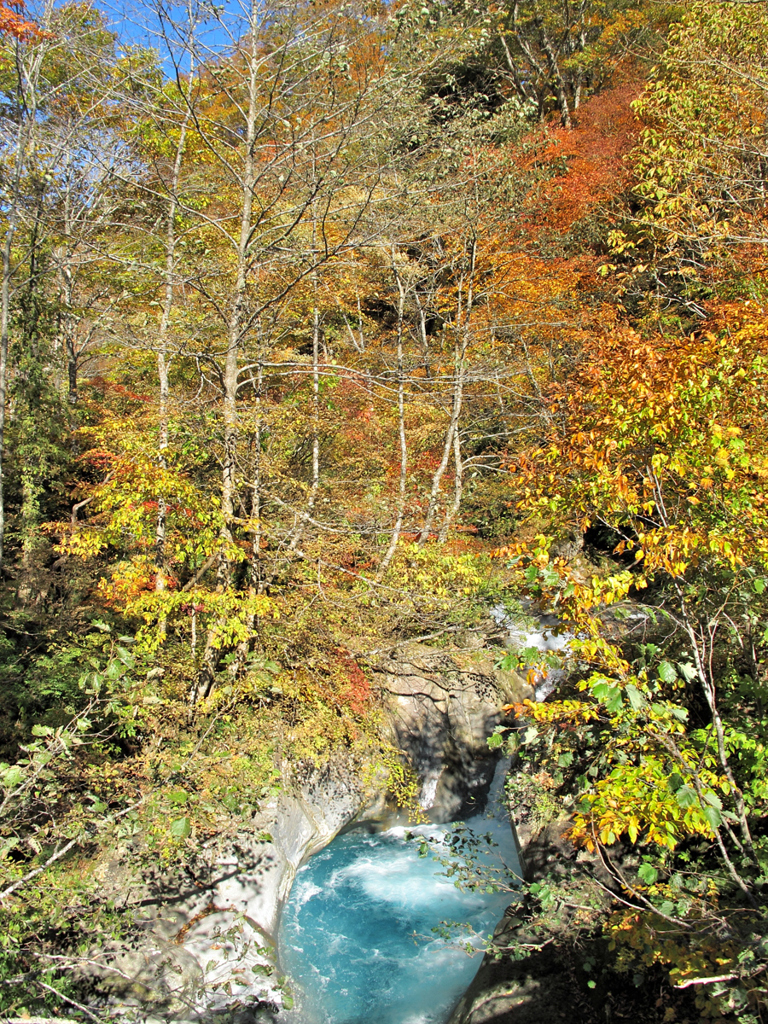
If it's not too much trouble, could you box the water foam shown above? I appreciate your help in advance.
[278,760,520,1024]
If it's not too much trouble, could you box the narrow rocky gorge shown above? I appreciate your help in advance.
[86,645,533,1022]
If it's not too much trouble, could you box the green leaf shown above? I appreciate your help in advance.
[487,732,504,751]
[668,773,683,792]
[703,791,722,810]
[1,766,24,788]
[31,725,53,737]
[0,838,19,860]
[625,684,645,710]
[170,816,191,839]
[675,785,697,809]
[605,687,623,712]
[677,662,697,682]
[168,790,189,806]
[497,652,518,672]
[593,681,622,710]
[116,646,135,668]
[106,661,122,680]
[638,863,658,885]
[702,805,722,829]
[658,661,677,683]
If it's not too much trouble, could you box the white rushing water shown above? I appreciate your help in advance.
[277,759,520,1024]
[490,603,572,701]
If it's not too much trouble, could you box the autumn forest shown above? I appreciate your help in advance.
[1,0,768,1019]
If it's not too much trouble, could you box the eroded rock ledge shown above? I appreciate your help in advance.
[374,643,532,821]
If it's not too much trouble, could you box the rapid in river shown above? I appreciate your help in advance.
[277,760,520,1024]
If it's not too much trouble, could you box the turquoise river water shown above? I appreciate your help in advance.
[277,765,520,1024]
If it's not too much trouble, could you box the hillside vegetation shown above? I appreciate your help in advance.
[0,0,767,1019]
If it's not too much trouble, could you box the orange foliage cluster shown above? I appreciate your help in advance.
[87,376,153,404]
[504,286,768,582]
[0,0,42,39]
[333,647,371,715]
[520,79,643,234]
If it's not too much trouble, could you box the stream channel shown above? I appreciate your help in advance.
[276,759,521,1024]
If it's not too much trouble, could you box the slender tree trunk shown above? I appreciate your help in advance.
[417,335,463,544]
[343,292,366,353]
[498,29,536,108]
[283,163,322,564]
[438,426,463,543]
[0,4,56,572]
[250,342,264,592]
[61,264,77,405]
[573,28,586,111]
[536,18,571,128]
[418,239,475,545]
[219,13,259,573]
[0,102,29,572]
[230,346,265,679]
[56,138,79,412]
[310,270,320,511]
[156,108,191,600]
[679,606,755,854]
[0,202,15,574]
[379,255,407,575]
[193,12,259,706]
[355,293,365,352]
[653,480,757,856]
[415,293,433,379]
[17,195,48,603]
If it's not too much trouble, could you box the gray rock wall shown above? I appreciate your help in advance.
[374,643,531,821]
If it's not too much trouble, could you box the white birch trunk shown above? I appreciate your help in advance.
[378,255,407,575]
[418,239,475,545]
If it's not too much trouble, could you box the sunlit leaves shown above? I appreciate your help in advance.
[514,306,768,581]
[516,661,731,853]
[629,1,768,279]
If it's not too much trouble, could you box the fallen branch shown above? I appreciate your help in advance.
[35,979,103,1024]
[673,974,737,990]
[0,839,78,903]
